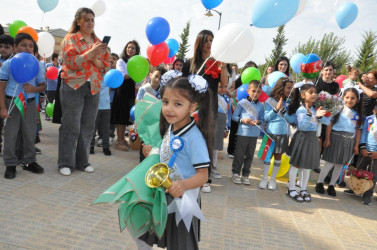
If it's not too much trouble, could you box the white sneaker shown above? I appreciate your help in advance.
[232,174,242,184]
[97,139,103,147]
[201,183,211,193]
[241,176,250,185]
[259,178,268,189]
[210,169,222,179]
[59,167,71,176]
[84,165,94,173]
[109,137,114,146]
[268,179,277,190]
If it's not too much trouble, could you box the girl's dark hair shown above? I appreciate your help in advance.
[189,30,213,74]
[274,56,290,75]
[0,34,14,45]
[332,88,363,127]
[159,77,214,167]
[241,61,258,73]
[270,77,294,101]
[120,40,140,63]
[288,84,316,115]
[173,58,184,68]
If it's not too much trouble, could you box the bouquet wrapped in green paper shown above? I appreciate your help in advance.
[93,93,167,239]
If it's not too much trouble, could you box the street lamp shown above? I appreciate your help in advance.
[204,9,222,30]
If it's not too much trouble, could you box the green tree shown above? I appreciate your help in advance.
[291,32,352,72]
[176,21,190,60]
[354,30,377,73]
[266,25,288,67]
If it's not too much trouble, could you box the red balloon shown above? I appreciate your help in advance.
[259,91,269,102]
[164,55,175,65]
[46,66,58,80]
[147,42,169,66]
[335,75,347,88]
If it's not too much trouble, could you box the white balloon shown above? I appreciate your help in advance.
[91,0,106,17]
[295,0,307,17]
[211,23,254,64]
[37,32,55,56]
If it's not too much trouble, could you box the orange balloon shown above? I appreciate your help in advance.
[17,26,39,42]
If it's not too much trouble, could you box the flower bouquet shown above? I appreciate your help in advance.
[346,169,375,195]
[314,91,344,117]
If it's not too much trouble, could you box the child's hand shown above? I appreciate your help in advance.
[323,139,330,148]
[353,146,359,155]
[22,83,36,94]
[368,151,377,159]
[251,120,259,126]
[276,97,283,110]
[166,181,185,198]
[242,118,252,124]
[316,107,327,118]
[224,131,229,138]
[0,108,9,119]
[361,149,368,157]
[305,103,312,115]
[142,144,152,157]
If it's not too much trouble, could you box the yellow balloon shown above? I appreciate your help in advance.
[268,154,290,177]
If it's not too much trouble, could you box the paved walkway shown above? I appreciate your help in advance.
[0,120,377,250]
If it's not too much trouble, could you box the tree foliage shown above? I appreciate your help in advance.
[176,21,190,60]
[266,25,288,67]
[291,32,352,72]
[354,30,377,73]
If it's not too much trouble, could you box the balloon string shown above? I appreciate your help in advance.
[40,12,45,27]
[314,44,335,86]
[197,25,250,77]
[196,56,211,75]
[4,84,19,127]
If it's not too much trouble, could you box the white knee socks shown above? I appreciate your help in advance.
[270,160,281,180]
[330,164,343,186]
[301,169,311,191]
[318,161,334,183]
[289,166,299,190]
[213,150,218,169]
[263,163,270,180]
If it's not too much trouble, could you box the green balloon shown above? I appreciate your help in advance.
[46,103,54,118]
[241,67,261,84]
[127,55,150,83]
[9,20,27,38]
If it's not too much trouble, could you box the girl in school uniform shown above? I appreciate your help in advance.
[137,75,213,250]
[287,83,331,202]
[316,88,362,197]
[260,77,296,190]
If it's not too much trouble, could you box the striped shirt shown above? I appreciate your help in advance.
[363,86,377,117]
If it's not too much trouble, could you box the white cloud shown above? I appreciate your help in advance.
[0,0,375,68]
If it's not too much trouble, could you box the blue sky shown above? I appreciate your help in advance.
[0,0,376,67]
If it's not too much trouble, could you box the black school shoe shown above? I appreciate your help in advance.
[327,185,336,197]
[315,183,325,194]
[23,162,44,173]
[103,148,112,156]
[4,166,16,179]
[90,147,95,154]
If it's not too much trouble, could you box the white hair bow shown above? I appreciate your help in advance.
[161,70,182,86]
[188,74,208,93]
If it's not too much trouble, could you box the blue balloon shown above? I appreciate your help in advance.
[146,17,170,45]
[104,69,124,88]
[201,0,223,9]
[130,105,136,122]
[252,0,299,28]
[10,52,39,84]
[236,84,249,101]
[166,38,179,58]
[262,85,273,96]
[268,71,286,88]
[290,53,305,74]
[336,2,358,29]
[37,0,59,12]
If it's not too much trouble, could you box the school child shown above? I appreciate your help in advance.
[342,66,361,88]
[137,75,213,250]
[231,80,264,185]
[287,83,330,202]
[316,88,362,196]
[44,53,60,121]
[212,81,231,179]
[260,77,296,190]
[0,33,46,179]
[90,80,112,156]
[0,34,14,155]
[136,66,166,101]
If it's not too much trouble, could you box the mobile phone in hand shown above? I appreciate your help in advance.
[102,36,111,45]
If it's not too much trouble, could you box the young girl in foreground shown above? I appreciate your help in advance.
[260,77,296,190]
[287,84,330,202]
[137,76,213,250]
[316,88,362,197]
